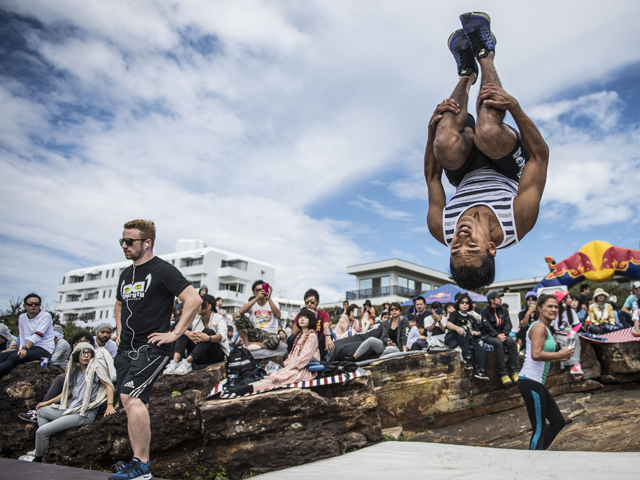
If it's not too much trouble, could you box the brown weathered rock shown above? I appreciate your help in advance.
[364,338,602,431]
[594,341,640,383]
[152,362,226,397]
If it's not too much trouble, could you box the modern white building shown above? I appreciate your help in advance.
[55,239,302,323]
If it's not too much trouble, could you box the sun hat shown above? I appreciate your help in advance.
[592,288,610,301]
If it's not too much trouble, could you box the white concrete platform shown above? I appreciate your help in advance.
[255,442,639,479]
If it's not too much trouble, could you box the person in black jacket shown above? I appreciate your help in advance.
[481,290,519,386]
[445,293,488,380]
[381,302,410,352]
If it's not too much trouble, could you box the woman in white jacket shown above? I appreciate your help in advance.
[20,342,115,462]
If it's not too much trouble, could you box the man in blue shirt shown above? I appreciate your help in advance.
[619,281,640,329]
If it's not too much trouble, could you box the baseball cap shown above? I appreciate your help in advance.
[633,281,640,290]
[486,290,502,301]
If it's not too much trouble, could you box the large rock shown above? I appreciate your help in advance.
[364,338,602,430]
[593,342,640,383]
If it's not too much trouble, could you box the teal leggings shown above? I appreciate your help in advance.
[518,378,566,450]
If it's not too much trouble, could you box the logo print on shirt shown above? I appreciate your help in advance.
[121,274,152,301]
[254,309,272,328]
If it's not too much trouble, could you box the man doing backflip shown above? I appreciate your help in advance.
[110,219,202,480]
[425,12,549,291]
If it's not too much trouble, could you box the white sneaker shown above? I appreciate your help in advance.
[173,359,192,375]
[27,449,36,456]
[19,455,35,462]
[247,344,261,351]
[163,359,179,375]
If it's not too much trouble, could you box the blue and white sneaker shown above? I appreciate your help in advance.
[108,457,152,480]
[447,29,477,81]
[460,12,497,59]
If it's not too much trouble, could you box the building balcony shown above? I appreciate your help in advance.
[345,285,421,301]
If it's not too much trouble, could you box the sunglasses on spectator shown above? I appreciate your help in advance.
[459,301,469,305]
[25,302,41,307]
[80,350,93,356]
[119,238,147,247]
[390,307,400,311]
[305,299,316,305]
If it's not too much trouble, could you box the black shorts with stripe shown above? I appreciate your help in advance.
[445,116,530,187]
[115,346,169,404]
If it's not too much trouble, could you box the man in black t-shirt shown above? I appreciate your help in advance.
[577,284,590,316]
[111,220,202,480]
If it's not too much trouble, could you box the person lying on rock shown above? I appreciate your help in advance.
[18,331,117,424]
[164,294,229,375]
[227,309,320,395]
[19,342,116,463]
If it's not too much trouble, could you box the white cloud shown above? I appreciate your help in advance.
[350,197,412,221]
[424,246,441,256]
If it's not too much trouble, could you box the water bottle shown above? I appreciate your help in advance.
[227,373,239,387]
[566,330,577,350]
[348,324,353,337]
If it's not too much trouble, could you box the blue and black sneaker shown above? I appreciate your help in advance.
[108,457,152,480]
[447,29,477,81]
[459,12,497,59]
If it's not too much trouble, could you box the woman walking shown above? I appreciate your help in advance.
[518,294,573,450]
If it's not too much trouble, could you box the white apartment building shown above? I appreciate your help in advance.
[56,239,302,324]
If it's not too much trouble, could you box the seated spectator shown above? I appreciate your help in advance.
[338,300,350,316]
[587,288,621,334]
[288,289,332,359]
[378,310,390,324]
[445,293,488,380]
[406,315,425,350]
[227,326,236,346]
[418,324,427,337]
[284,321,293,336]
[619,281,640,329]
[19,342,115,463]
[164,294,229,375]
[425,307,446,337]
[0,294,54,378]
[406,298,417,317]
[413,296,430,328]
[236,280,280,351]
[50,326,71,372]
[335,304,361,339]
[340,324,395,362]
[551,291,583,377]
[198,286,208,296]
[576,284,590,323]
[94,323,117,358]
[0,323,17,352]
[381,302,410,353]
[632,308,640,337]
[227,309,319,395]
[381,302,391,315]
[481,290,519,386]
[443,302,456,323]
[278,328,287,345]
[516,292,538,351]
[361,303,376,332]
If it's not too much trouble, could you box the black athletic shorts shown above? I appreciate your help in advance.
[445,114,530,187]
[115,346,169,403]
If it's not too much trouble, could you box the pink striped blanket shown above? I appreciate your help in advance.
[207,368,368,399]
[580,327,640,344]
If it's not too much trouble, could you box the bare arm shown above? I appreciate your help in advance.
[239,296,259,315]
[148,286,202,346]
[114,300,122,346]
[101,380,116,416]
[529,323,572,362]
[425,102,456,246]
[479,84,549,238]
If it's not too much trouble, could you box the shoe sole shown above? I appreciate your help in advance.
[460,11,491,23]
[109,472,151,480]
[474,374,489,380]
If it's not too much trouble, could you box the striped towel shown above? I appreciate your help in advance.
[579,327,640,344]
[207,368,368,399]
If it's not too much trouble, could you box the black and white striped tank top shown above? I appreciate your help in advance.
[442,167,519,249]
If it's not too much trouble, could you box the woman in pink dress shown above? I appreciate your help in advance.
[334,304,361,339]
[227,308,320,395]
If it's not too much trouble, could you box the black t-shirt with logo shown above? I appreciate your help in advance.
[116,256,191,355]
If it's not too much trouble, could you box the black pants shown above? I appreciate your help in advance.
[618,311,632,329]
[44,374,66,401]
[518,378,566,450]
[0,346,50,377]
[484,335,519,376]
[174,328,226,365]
[288,333,327,360]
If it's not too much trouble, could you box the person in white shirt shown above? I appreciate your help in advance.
[0,294,54,377]
[164,294,229,375]
[94,323,117,358]
[235,280,281,350]
[50,326,71,371]
[406,316,423,349]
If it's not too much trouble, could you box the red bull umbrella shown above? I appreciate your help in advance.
[534,241,640,292]
[401,283,487,307]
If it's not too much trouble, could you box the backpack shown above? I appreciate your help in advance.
[225,346,265,387]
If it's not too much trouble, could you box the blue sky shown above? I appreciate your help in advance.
[1,1,640,310]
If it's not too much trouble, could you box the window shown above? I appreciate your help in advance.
[109,290,112,298]
[69,275,84,284]
[66,294,81,302]
[182,257,203,267]
[99,311,103,319]
[380,276,390,287]
[191,280,201,289]
[171,259,175,265]
[105,270,109,279]
[221,259,248,271]
[87,272,102,281]
[84,311,96,321]
[111,269,115,277]
[61,277,66,285]
[85,292,99,300]
[359,278,372,290]
[219,283,246,293]
[103,290,106,299]
[65,313,78,322]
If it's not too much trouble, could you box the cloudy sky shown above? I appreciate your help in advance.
[1,1,640,309]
